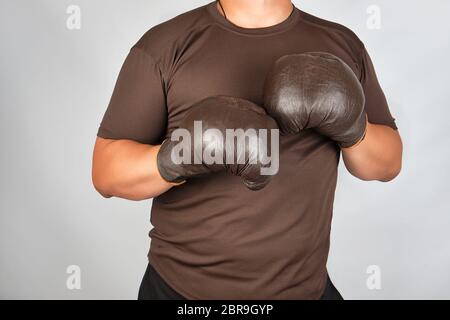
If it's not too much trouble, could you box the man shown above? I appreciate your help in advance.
[92,0,402,299]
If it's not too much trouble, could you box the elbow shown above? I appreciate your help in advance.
[350,159,402,182]
[92,170,113,198]
[379,160,402,182]
[380,134,403,182]
[94,185,113,199]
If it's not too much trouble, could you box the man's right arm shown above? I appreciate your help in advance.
[92,137,175,200]
[93,42,171,200]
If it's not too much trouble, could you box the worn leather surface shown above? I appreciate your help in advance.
[263,52,367,148]
[157,96,278,190]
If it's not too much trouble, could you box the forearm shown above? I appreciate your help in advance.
[92,137,174,200]
[342,122,403,182]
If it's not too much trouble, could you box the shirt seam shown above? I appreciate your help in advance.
[209,20,301,38]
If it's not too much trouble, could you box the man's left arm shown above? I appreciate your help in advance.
[343,46,403,182]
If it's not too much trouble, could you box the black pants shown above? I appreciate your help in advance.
[138,264,343,300]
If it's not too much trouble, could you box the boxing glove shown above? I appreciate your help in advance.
[157,96,279,190]
[263,52,367,148]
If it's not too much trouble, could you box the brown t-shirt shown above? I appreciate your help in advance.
[98,2,397,299]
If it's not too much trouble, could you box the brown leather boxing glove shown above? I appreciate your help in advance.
[157,96,279,190]
[263,52,367,148]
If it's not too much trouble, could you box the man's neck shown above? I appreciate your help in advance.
[217,0,293,28]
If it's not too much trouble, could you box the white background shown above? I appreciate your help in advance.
[0,0,449,299]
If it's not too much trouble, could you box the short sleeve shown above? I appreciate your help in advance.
[358,47,397,130]
[97,46,167,144]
